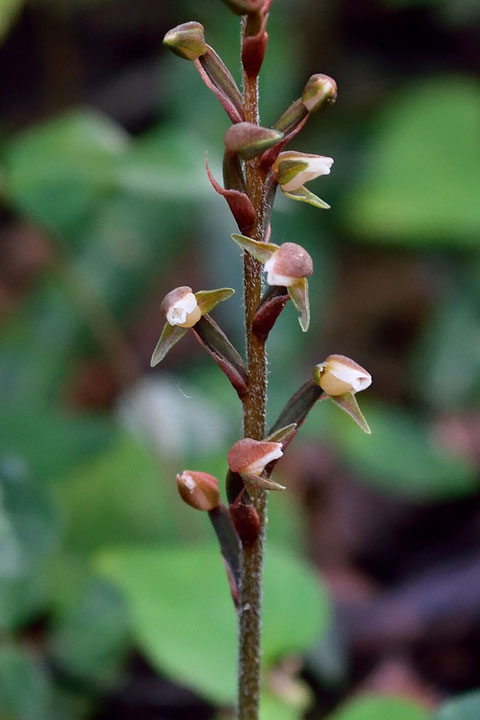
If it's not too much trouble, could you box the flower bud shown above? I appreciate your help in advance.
[224,122,283,160]
[221,0,266,16]
[313,354,372,396]
[227,438,283,475]
[302,74,337,113]
[176,470,220,511]
[161,286,201,329]
[274,151,334,193]
[264,242,313,287]
[163,22,207,61]
[229,503,260,546]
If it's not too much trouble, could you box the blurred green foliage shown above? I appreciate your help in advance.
[1,0,480,718]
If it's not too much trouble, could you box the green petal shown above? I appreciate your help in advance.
[331,392,371,434]
[288,278,310,332]
[231,233,279,263]
[150,323,187,367]
[242,473,286,492]
[195,288,234,315]
[282,185,330,210]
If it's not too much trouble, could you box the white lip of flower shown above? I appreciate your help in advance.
[318,356,372,395]
[264,254,297,287]
[281,156,334,193]
[245,446,283,475]
[166,292,201,328]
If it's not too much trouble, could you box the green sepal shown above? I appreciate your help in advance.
[276,159,309,187]
[242,473,286,492]
[282,185,331,210]
[264,423,297,445]
[150,323,187,367]
[331,392,371,434]
[195,288,235,315]
[288,278,310,332]
[231,233,278,263]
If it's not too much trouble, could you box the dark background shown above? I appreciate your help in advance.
[1,1,480,718]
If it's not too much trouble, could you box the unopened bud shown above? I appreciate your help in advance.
[176,470,220,511]
[313,355,372,396]
[264,243,313,287]
[274,151,333,193]
[163,22,207,61]
[227,438,283,475]
[302,74,337,112]
[229,503,260,546]
[161,286,201,328]
[224,122,283,160]
[221,0,265,16]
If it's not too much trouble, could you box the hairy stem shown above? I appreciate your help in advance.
[238,20,268,720]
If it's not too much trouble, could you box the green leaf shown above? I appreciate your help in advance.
[57,433,187,553]
[345,78,480,246]
[48,579,129,690]
[432,690,480,720]
[281,185,330,209]
[326,402,477,500]
[0,460,60,575]
[97,544,331,705]
[0,644,51,720]
[3,110,128,235]
[150,322,187,367]
[327,696,428,720]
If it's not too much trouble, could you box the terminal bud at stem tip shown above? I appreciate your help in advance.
[163,22,207,61]
[176,471,220,511]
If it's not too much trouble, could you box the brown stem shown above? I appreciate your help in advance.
[237,18,268,720]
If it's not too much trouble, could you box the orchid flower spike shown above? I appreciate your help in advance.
[227,438,285,491]
[232,234,313,331]
[150,286,234,366]
[273,151,334,210]
[313,354,372,396]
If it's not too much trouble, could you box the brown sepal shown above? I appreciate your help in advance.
[191,314,249,399]
[252,285,290,341]
[205,158,256,234]
[195,47,244,124]
[229,502,261,546]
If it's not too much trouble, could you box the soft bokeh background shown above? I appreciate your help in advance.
[1,0,480,718]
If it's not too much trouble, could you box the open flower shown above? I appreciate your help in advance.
[227,438,285,491]
[264,242,313,287]
[150,286,235,366]
[232,234,312,331]
[313,354,372,396]
[162,286,202,328]
[273,151,333,210]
